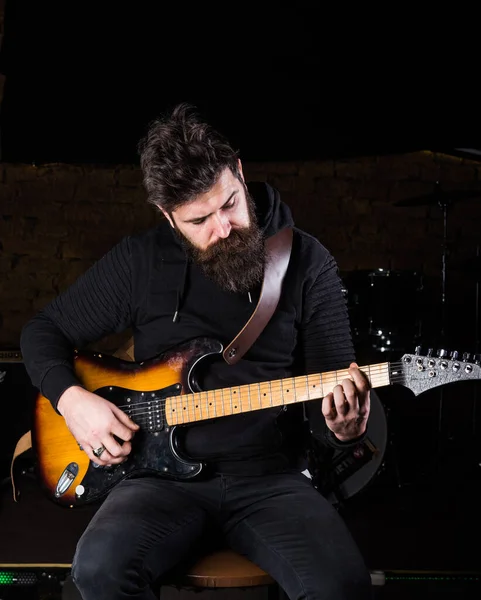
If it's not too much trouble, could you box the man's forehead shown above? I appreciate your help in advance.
[177,172,240,217]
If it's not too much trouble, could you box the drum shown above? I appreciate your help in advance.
[343,269,424,362]
[305,389,389,505]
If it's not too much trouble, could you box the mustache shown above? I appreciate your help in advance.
[194,228,255,263]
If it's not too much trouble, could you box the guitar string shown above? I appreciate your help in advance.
[112,363,476,420]
[112,370,464,423]
[121,369,460,427]
[112,369,458,419]
[106,363,459,426]
[113,366,395,414]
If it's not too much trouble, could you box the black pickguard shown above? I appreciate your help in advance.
[74,337,223,504]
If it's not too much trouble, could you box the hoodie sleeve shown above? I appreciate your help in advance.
[300,252,367,449]
[20,237,133,410]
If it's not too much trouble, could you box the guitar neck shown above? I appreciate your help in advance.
[165,362,391,425]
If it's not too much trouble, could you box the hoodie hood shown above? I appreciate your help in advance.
[248,181,295,237]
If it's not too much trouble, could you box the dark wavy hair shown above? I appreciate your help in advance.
[138,103,241,213]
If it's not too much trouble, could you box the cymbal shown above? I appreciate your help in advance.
[395,189,481,207]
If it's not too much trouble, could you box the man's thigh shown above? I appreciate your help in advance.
[72,476,212,590]
[223,473,372,600]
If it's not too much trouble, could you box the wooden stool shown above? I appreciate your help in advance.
[180,549,275,588]
[165,549,282,600]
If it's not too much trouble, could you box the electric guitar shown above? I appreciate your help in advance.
[33,337,481,506]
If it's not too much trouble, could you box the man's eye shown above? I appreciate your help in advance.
[192,218,206,225]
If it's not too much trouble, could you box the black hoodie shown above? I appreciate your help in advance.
[20,182,358,475]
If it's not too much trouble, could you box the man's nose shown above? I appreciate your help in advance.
[212,214,231,239]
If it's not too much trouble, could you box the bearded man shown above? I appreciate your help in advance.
[20,103,372,600]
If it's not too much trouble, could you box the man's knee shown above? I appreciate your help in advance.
[71,532,139,598]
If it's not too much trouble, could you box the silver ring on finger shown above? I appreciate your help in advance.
[92,445,106,458]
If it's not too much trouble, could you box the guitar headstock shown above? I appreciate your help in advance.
[390,347,481,396]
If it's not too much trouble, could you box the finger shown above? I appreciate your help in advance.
[101,436,132,459]
[341,378,359,413]
[85,444,125,466]
[358,389,371,420]
[348,363,371,418]
[333,384,349,415]
[348,363,371,392]
[110,418,136,443]
[321,393,336,420]
[111,404,140,434]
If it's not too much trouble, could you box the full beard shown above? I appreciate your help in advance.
[175,196,266,294]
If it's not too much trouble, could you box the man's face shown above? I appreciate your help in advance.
[161,165,266,293]
[164,166,251,251]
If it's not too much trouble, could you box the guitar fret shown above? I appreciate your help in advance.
[182,395,187,423]
[168,362,396,426]
[232,387,239,413]
[303,375,309,402]
[308,373,321,399]
[208,391,214,418]
[221,389,230,415]
[220,387,225,416]
[192,393,198,422]
[282,377,294,405]
[176,394,182,424]
[178,394,184,424]
[236,386,240,413]
[211,389,216,417]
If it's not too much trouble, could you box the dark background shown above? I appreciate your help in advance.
[1,2,480,164]
[1,3,481,597]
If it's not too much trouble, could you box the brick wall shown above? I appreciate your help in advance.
[1,151,480,353]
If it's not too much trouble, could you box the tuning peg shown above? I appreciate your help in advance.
[437,349,448,358]
[415,345,421,355]
[427,348,433,357]
[462,352,471,362]
[474,354,481,365]
[450,350,459,360]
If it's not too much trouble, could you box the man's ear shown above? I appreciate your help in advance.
[237,159,245,182]
[159,207,175,228]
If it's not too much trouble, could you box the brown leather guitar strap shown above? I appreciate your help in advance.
[223,227,293,365]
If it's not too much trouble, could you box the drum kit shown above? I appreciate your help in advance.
[310,182,481,506]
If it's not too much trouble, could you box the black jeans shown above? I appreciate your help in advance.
[71,471,372,600]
